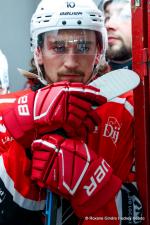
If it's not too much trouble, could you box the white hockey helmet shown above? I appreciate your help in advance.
[31,0,107,54]
[0,50,9,93]
[30,0,108,83]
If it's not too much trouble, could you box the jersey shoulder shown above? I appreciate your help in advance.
[0,89,32,110]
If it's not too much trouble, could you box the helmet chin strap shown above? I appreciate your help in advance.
[86,51,106,84]
[86,63,99,84]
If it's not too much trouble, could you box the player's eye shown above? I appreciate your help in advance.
[75,41,91,54]
[52,41,66,53]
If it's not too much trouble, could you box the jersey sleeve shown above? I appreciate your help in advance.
[0,90,46,225]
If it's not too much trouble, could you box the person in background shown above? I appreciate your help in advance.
[0,0,142,225]
[93,0,104,11]
[103,0,132,70]
[0,50,9,94]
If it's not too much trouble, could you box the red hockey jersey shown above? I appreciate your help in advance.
[0,88,142,225]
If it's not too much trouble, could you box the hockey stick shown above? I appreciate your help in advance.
[18,68,140,101]
[45,190,58,225]
[90,68,140,100]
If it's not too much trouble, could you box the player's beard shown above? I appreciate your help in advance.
[106,42,132,61]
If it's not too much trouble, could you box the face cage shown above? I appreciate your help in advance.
[32,29,107,85]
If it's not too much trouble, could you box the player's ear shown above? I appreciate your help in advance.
[94,48,100,66]
[95,53,99,65]
[35,47,43,65]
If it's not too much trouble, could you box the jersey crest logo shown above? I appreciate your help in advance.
[103,116,121,145]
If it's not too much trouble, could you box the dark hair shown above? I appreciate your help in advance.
[37,33,45,48]
[26,57,45,91]
[103,0,113,11]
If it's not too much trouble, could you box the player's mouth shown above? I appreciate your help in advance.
[58,72,84,82]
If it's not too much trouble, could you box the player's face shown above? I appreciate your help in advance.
[36,29,98,84]
[104,2,132,60]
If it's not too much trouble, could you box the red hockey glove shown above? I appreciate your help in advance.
[31,134,122,217]
[2,81,106,147]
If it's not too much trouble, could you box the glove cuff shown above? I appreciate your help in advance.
[71,174,122,217]
[2,91,36,147]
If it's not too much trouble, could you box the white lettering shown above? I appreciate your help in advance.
[102,159,110,172]
[112,128,120,144]
[60,12,82,15]
[103,117,121,144]
[66,1,75,8]
[84,177,97,196]
[103,124,113,137]
[18,95,28,104]
[18,95,30,116]
[18,105,29,116]
[2,136,14,144]
[94,165,105,183]
[83,159,110,196]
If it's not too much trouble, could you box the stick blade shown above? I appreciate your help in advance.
[90,69,140,100]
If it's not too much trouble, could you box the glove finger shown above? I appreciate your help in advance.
[69,95,91,112]
[65,113,99,140]
[80,110,100,132]
[66,111,100,139]
[68,105,88,119]
[32,150,51,161]
[62,124,77,137]
[31,165,43,180]
[32,139,59,182]
[32,141,57,168]
[84,92,107,106]
[64,123,88,141]
[68,83,107,106]
[68,106,100,129]
[76,126,88,141]
[83,117,95,131]
[67,113,82,128]
[88,109,101,125]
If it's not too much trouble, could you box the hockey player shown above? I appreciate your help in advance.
[0,0,142,225]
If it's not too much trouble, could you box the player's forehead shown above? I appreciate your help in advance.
[43,29,97,43]
[105,2,131,17]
